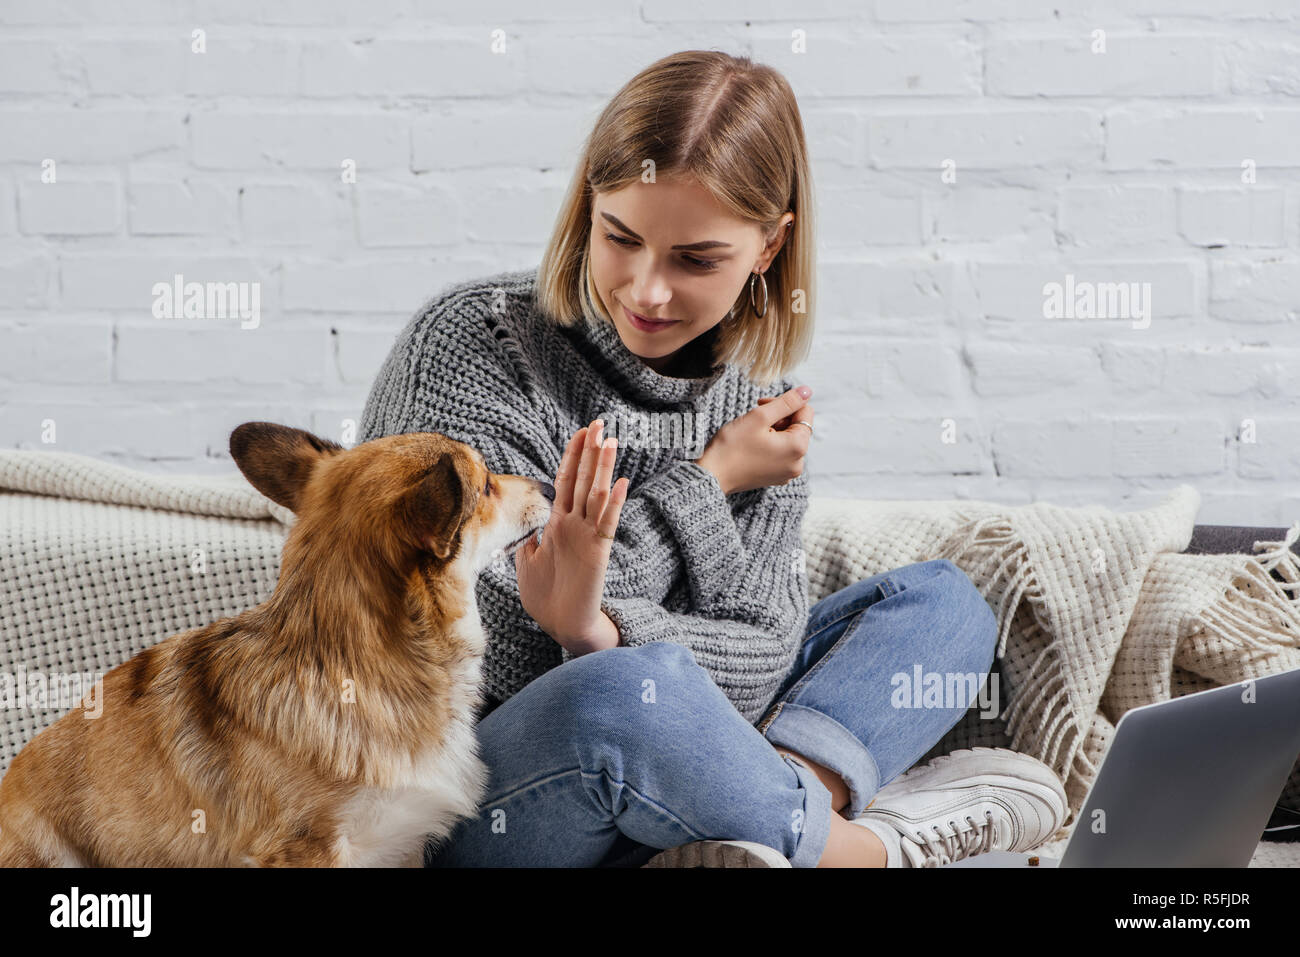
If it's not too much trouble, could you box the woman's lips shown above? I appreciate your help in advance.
[622,304,679,333]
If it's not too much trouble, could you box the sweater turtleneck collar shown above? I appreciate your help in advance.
[564,313,729,408]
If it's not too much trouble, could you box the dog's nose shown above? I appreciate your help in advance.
[537,480,556,503]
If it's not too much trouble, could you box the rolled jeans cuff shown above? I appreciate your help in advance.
[764,702,883,819]
[777,751,834,868]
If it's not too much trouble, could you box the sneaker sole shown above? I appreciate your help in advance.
[642,840,791,868]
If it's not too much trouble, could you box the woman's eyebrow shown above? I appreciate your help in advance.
[599,212,733,251]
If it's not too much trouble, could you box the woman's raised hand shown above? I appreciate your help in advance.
[697,385,814,496]
[514,419,628,653]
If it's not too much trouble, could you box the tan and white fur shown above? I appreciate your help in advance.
[0,423,553,867]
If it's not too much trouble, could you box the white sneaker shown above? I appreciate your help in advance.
[851,747,1068,868]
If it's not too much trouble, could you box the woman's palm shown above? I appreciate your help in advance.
[515,421,627,649]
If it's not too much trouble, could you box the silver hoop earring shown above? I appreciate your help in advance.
[749,270,768,318]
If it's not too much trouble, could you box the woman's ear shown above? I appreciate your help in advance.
[229,422,344,514]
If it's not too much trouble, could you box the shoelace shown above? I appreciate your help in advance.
[908,810,1000,868]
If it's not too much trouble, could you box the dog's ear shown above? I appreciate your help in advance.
[229,422,345,514]
[401,452,478,560]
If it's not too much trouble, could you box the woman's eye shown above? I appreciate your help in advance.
[603,232,719,272]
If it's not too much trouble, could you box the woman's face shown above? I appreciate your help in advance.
[589,176,792,376]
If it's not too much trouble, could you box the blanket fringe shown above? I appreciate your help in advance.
[940,513,1039,661]
[1073,739,1100,777]
[1252,520,1300,596]
[939,513,1079,781]
[1183,522,1300,668]
[1003,674,1077,774]
[1194,572,1300,653]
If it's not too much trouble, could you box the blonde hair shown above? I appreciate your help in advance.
[536,50,816,386]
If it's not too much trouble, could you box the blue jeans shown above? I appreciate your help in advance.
[425,558,998,868]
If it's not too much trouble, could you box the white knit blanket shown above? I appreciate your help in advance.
[3,450,1299,863]
[802,486,1300,847]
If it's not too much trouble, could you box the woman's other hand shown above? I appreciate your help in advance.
[514,419,628,655]
[697,385,814,496]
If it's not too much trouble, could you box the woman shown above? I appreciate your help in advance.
[358,50,1067,867]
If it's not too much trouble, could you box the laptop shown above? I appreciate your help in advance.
[944,664,1300,868]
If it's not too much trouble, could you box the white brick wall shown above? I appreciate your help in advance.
[2,2,1298,526]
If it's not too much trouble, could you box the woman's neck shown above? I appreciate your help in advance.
[640,325,719,379]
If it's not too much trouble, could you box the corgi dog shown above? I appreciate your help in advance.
[0,423,554,867]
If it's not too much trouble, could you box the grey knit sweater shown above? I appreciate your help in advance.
[357,267,810,725]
